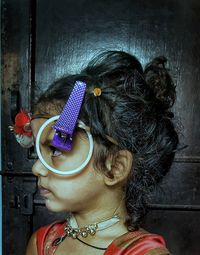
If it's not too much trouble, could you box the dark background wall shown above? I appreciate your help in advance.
[1,0,200,254]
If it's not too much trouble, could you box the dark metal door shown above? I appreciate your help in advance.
[1,0,200,254]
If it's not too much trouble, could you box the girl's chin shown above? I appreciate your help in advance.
[44,199,69,212]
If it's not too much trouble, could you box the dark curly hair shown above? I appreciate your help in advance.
[35,51,179,230]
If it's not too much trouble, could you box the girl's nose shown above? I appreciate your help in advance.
[32,159,48,177]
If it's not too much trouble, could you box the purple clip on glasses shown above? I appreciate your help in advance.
[52,80,86,150]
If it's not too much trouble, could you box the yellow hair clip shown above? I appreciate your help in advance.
[93,87,102,97]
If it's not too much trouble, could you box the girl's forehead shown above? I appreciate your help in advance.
[31,117,46,128]
[31,101,62,129]
[31,118,50,138]
[30,105,61,132]
[31,118,58,147]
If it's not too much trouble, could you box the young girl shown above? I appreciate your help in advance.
[24,50,178,255]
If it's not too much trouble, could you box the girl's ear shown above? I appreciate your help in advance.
[104,150,133,186]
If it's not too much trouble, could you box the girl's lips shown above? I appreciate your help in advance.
[38,186,51,196]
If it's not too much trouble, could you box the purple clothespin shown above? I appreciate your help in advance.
[52,81,86,151]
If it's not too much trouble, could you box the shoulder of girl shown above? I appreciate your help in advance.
[105,229,171,255]
[36,220,66,238]
[26,220,66,255]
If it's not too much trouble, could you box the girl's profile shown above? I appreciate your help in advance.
[21,50,178,255]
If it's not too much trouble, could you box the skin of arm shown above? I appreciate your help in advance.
[25,232,38,255]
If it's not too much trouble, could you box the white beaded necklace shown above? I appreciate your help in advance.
[65,214,121,239]
[52,214,121,250]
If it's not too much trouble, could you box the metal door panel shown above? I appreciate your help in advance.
[1,0,200,254]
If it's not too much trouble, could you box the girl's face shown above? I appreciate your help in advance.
[31,117,108,214]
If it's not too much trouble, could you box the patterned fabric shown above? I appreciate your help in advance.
[36,221,170,255]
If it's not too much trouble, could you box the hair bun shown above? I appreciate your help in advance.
[149,56,167,68]
[144,56,176,110]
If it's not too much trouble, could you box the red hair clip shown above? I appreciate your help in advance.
[9,109,34,148]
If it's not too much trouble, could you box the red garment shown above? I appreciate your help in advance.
[36,221,170,255]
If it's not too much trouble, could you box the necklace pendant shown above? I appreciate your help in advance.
[80,228,88,238]
[65,226,77,239]
[89,228,96,235]
[71,232,77,239]
[65,214,121,240]
[86,224,97,236]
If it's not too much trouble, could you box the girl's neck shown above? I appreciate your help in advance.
[71,200,128,231]
[70,208,128,244]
